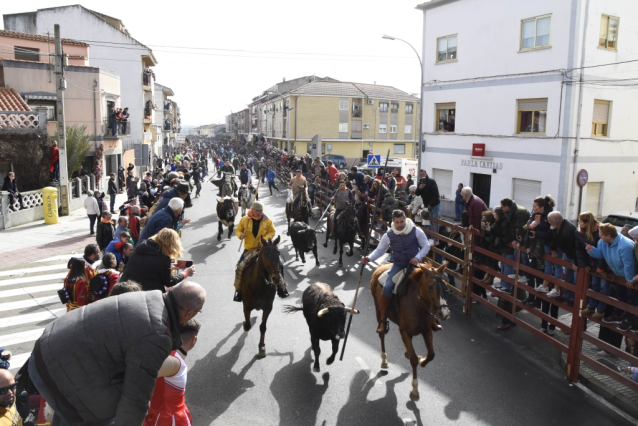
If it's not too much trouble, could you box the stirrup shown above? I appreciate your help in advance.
[376,320,389,334]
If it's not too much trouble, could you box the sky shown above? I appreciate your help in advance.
[2,0,425,128]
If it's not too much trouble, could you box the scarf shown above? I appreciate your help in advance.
[391,218,415,236]
[247,209,263,220]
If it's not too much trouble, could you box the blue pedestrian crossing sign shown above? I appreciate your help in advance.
[367,154,381,168]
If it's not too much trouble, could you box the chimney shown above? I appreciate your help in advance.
[283,77,286,82]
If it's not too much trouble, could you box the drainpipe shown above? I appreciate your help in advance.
[569,0,590,218]
[93,79,99,188]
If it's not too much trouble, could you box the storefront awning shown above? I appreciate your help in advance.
[22,92,57,101]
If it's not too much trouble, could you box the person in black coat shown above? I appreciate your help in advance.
[95,211,115,251]
[355,195,369,249]
[119,228,194,292]
[547,211,577,301]
[2,173,24,211]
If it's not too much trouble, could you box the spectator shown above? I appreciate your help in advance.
[546,211,577,303]
[312,157,324,178]
[140,198,184,243]
[105,231,130,265]
[0,349,11,370]
[109,105,117,135]
[96,211,115,251]
[461,187,487,229]
[121,107,129,134]
[97,251,117,271]
[2,172,24,211]
[387,173,397,197]
[576,212,608,320]
[408,185,423,222]
[501,197,531,285]
[454,183,464,221]
[529,195,556,294]
[28,281,206,425]
[492,207,516,292]
[415,169,440,233]
[50,140,60,182]
[109,280,142,296]
[118,243,134,273]
[83,190,100,235]
[587,223,637,331]
[308,178,318,207]
[62,257,95,311]
[83,243,101,269]
[479,210,499,286]
[326,160,340,184]
[0,369,19,425]
[114,216,128,239]
[121,228,195,292]
[129,205,142,244]
[349,166,366,194]
[444,227,464,289]
[405,174,414,193]
[368,179,389,205]
[155,181,191,211]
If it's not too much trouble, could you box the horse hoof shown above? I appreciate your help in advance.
[410,391,420,401]
[302,259,306,264]
[326,357,335,365]
[323,243,328,248]
[347,251,353,257]
[380,361,389,369]
[338,262,343,268]
[257,348,266,358]
[404,351,410,360]
[333,248,337,255]
[243,321,251,332]
[217,235,221,241]
[313,366,320,373]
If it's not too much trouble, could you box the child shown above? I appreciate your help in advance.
[105,231,131,265]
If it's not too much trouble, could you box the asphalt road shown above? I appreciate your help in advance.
[180,168,634,426]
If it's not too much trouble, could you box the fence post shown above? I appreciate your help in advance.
[566,266,588,382]
[1,192,11,229]
[464,229,475,315]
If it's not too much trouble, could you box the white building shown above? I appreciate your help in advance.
[154,83,175,157]
[4,5,158,165]
[417,0,638,220]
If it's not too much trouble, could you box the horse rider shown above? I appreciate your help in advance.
[239,163,252,187]
[330,180,354,237]
[219,161,235,176]
[288,169,308,206]
[361,209,431,334]
[233,201,288,302]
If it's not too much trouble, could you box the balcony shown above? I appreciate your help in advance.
[142,71,153,91]
[104,118,131,138]
[352,102,362,118]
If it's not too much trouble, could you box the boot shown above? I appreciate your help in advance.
[233,265,243,302]
[432,320,443,331]
[233,291,242,302]
[376,296,391,334]
[482,274,494,286]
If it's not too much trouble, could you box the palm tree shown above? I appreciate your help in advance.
[56,125,92,177]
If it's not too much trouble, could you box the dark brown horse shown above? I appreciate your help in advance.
[286,186,310,230]
[323,203,357,267]
[370,261,450,401]
[240,236,284,358]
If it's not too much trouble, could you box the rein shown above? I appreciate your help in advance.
[416,272,448,318]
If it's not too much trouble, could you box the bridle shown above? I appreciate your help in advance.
[418,272,448,319]
[258,245,282,286]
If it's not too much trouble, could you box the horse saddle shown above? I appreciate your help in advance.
[378,264,416,296]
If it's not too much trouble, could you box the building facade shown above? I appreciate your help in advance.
[417,0,638,219]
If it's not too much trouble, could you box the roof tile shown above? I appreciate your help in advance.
[0,30,89,47]
[0,88,31,111]
[290,81,419,102]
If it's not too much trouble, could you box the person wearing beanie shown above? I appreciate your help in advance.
[233,201,287,302]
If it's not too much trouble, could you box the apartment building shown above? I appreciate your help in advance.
[0,29,88,65]
[261,80,420,161]
[154,83,175,157]
[417,0,638,219]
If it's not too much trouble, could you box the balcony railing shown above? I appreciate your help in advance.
[351,131,362,139]
[352,104,362,118]
[143,71,152,87]
[104,118,131,138]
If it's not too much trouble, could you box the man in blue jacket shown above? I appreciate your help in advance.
[139,198,184,243]
[267,167,279,195]
[154,180,190,211]
[587,223,637,331]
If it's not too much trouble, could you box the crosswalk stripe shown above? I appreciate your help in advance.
[33,255,81,263]
[0,328,45,346]
[0,264,68,277]
[8,352,31,371]
[0,272,67,287]
[0,296,60,312]
[0,308,65,329]
[0,283,61,299]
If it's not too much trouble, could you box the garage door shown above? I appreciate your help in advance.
[584,182,602,217]
[512,178,541,211]
[433,168,453,199]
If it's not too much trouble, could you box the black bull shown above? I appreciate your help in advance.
[216,197,236,241]
[283,283,358,372]
[288,221,321,266]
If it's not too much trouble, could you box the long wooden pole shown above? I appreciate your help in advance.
[340,150,390,361]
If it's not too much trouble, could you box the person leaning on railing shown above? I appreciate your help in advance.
[576,212,609,320]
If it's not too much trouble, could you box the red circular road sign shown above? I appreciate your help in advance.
[577,169,588,187]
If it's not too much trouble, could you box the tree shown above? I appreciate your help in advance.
[57,125,92,177]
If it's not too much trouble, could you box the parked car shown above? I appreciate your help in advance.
[321,155,347,169]
[601,211,638,234]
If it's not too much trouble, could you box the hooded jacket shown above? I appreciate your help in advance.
[120,239,185,292]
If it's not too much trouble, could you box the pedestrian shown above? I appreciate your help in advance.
[83,190,100,235]
[405,174,414,193]
[28,281,206,425]
[415,169,440,233]
[96,211,115,251]
[2,172,24,211]
[267,167,279,195]
[0,369,20,426]
[454,183,464,221]
[50,140,60,182]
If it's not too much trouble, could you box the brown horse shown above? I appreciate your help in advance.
[286,186,310,230]
[240,236,284,358]
[370,261,450,401]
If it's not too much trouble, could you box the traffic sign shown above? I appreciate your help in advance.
[577,169,588,187]
[367,154,381,168]
[327,144,332,152]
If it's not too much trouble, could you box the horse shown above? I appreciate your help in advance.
[285,186,310,231]
[323,203,357,267]
[370,261,450,401]
[238,184,255,216]
[219,172,237,198]
[216,196,237,241]
[239,236,284,358]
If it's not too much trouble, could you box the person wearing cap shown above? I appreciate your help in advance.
[233,201,287,302]
[154,180,191,211]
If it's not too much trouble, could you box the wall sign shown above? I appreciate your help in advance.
[461,159,503,170]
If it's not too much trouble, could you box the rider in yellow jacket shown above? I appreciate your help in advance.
[233,201,287,301]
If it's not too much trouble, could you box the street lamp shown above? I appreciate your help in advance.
[382,34,424,172]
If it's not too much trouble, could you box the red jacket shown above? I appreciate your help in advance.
[327,165,340,183]
[466,195,488,229]
[50,146,59,171]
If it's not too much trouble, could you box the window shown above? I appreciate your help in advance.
[517,99,547,133]
[436,103,456,132]
[405,125,412,134]
[28,102,55,121]
[433,169,453,198]
[391,103,399,113]
[405,104,414,114]
[390,125,397,133]
[379,102,388,112]
[599,15,619,50]
[14,46,40,61]
[521,15,551,50]
[592,100,610,136]
[339,123,348,132]
[393,144,405,155]
[437,35,457,62]
[379,124,387,133]
[512,178,541,211]
[339,100,348,110]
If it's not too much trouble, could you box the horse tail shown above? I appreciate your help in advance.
[282,305,302,314]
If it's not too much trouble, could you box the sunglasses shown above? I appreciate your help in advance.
[0,384,16,395]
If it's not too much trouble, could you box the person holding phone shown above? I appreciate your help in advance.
[527,195,556,294]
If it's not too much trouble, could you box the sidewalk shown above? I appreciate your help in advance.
[0,192,129,269]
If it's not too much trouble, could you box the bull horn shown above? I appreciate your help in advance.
[315,230,325,234]
[317,308,329,317]
[297,230,306,233]
[344,307,360,314]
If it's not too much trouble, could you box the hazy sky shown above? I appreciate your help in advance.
[2,0,424,127]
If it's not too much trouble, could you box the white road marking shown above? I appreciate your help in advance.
[8,352,31,371]
[0,283,61,298]
[0,308,65,328]
[0,328,45,346]
[0,296,59,312]
[32,255,81,263]
[355,356,382,386]
[0,264,68,277]
[287,269,298,280]
[0,272,67,287]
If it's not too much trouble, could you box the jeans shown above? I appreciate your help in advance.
[110,120,117,135]
[383,263,404,298]
[587,275,611,312]
[612,284,638,320]
[455,202,464,221]
[109,193,116,212]
[51,162,60,181]
[427,203,441,234]
[268,181,279,195]
[500,253,516,291]
[8,193,24,210]
[88,214,98,234]
[562,254,576,301]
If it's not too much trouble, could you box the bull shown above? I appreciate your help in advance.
[288,221,322,266]
[283,283,359,372]
[216,196,237,241]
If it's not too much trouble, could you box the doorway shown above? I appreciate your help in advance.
[472,173,492,207]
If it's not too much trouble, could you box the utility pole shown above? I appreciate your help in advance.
[54,24,70,216]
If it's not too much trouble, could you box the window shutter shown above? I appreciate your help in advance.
[599,16,609,43]
[585,182,602,217]
[592,102,609,124]
[433,168,453,199]
[512,178,541,211]
[518,100,547,111]
[436,103,456,110]
[536,17,551,37]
